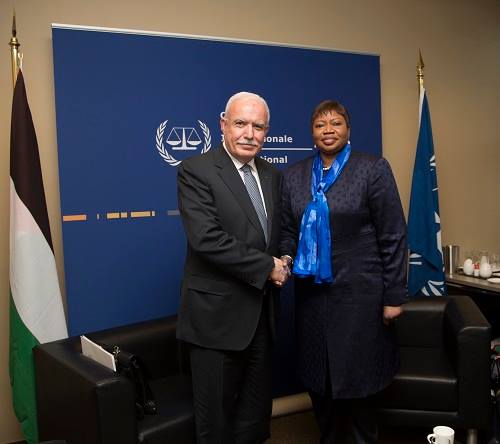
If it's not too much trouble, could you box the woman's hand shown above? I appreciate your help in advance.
[383,305,403,326]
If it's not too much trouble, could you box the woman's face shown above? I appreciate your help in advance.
[312,111,350,158]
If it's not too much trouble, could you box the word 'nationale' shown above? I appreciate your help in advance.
[265,135,293,143]
[220,135,293,143]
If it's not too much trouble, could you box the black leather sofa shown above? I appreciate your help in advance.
[375,295,491,444]
[34,314,195,444]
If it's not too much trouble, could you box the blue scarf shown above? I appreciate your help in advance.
[293,144,351,283]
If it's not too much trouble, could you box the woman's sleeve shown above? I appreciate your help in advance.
[368,158,408,306]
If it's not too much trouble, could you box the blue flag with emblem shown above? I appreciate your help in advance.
[408,88,446,296]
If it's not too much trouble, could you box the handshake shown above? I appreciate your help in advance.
[269,255,293,287]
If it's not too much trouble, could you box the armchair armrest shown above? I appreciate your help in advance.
[444,295,491,429]
[34,339,137,444]
[35,314,185,444]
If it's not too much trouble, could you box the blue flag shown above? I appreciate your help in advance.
[408,88,446,296]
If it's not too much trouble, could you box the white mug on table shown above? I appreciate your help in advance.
[427,425,454,444]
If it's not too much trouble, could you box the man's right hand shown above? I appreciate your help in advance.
[269,257,290,287]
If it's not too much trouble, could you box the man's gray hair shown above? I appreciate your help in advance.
[223,92,270,124]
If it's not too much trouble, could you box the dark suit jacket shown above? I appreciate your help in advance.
[176,146,282,351]
[280,151,407,399]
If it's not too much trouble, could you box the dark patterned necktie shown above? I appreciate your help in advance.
[241,164,268,242]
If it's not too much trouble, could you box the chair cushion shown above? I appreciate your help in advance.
[138,374,195,444]
[377,347,457,411]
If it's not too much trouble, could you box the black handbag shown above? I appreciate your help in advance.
[103,344,158,419]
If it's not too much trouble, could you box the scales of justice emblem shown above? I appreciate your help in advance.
[156,119,211,166]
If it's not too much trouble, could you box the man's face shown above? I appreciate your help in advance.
[220,97,269,163]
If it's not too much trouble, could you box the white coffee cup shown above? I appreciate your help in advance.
[427,425,455,444]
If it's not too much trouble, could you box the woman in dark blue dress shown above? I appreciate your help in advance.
[280,100,407,443]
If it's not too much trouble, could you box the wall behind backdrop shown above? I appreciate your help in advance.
[0,0,498,442]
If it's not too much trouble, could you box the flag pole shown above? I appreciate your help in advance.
[9,11,20,88]
[417,49,425,91]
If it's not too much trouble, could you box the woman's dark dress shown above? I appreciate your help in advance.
[280,151,407,399]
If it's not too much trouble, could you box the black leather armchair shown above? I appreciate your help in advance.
[34,314,195,444]
[376,295,491,444]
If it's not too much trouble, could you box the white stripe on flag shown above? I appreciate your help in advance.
[10,178,67,343]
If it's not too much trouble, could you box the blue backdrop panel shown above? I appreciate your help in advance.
[52,25,381,396]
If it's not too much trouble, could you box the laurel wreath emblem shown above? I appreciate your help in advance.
[198,120,211,154]
[155,119,212,166]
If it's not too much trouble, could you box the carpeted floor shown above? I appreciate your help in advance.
[269,411,470,443]
[269,411,320,443]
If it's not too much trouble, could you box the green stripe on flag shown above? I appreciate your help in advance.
[9,290,40,444]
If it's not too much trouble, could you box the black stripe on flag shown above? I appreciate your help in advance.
[10,71,54,252]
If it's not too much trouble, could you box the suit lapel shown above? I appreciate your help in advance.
[214,147,267,243]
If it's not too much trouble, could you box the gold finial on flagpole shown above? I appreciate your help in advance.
[9,11,21,88]
[416,49,425,91]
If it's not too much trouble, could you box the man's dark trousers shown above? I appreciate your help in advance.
[189,303,272,444]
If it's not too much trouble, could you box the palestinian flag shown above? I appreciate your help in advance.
[9,70,68,444]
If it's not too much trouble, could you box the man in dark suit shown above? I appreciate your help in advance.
[176,92,288,443]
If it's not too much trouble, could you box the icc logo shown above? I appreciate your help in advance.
[155,119,212,166]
